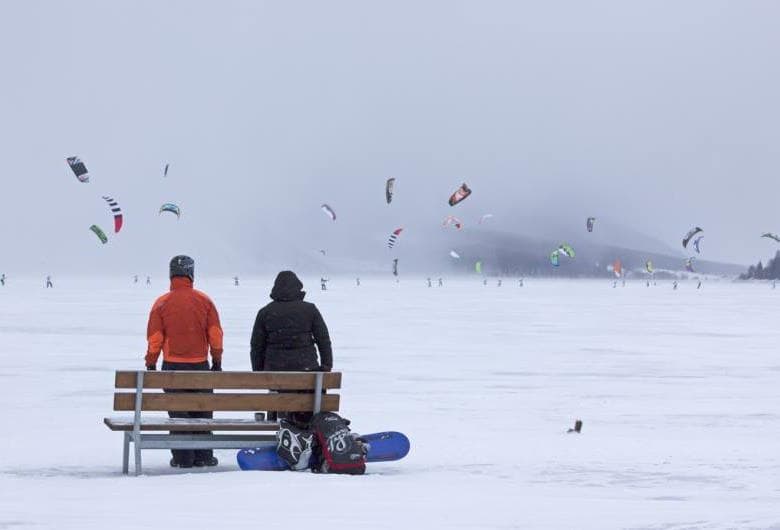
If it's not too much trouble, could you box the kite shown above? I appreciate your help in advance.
[645,260,654,274]
[693,236,703,254]
[89,224,108,244]
[449,250,461,259]
[385,178,395,204]
[442,215,463,230]
[685,257,695,272]
[392,258,399,277]
[159,203,181,219]
[163,163,169,177]
[550,244,575,267]
[448,183,471,206]
[682,227,703,249]
[586,217,596,233]
[558,243,575,259]
[321,204,336,221]
[387,227,403,249]
[66,156,89,183]
[761,233,780,243]
[475,261,483,274]
[102,196,123,233]
[479,214,494,224]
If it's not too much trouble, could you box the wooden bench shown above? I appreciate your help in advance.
[104,370,342,475]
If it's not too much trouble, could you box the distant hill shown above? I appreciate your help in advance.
[437,229,744,278]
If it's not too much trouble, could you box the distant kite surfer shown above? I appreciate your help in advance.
[427,278,432,288]
[146,275,151,286]
[45,275,53,288]
[320,278,328,291]
[356,277,361,287]
[0,273,5,286]
[438,278,443,287]
[234,276,240,287]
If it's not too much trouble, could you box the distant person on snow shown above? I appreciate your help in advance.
[427,278,432,288]
[146,275,151,286]
[145,255,224,468]
[234,276,240,287]
[45,275,53,288]
[438,278,443,287]
[0,273,5,286]
[133,275,139,284]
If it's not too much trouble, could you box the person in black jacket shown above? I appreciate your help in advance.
[251,271,332,373]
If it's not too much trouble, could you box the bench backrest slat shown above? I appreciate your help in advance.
[114,371,341,390]
[113,392,340,412]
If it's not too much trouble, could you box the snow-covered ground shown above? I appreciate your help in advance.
[0,276,778,529]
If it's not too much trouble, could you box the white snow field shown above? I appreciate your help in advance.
[0,276,779,529]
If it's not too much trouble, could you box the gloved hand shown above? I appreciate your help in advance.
[211,361,222,372]
[146,364,156,371]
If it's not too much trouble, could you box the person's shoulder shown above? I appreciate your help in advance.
[151,291,171,309]
[301,300,319,311]
[257,300,276,314]
[192,289,217,306]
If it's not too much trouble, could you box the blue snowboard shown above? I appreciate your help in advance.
[237,431,410,471]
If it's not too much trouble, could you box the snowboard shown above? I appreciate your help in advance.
[237,431,410,471]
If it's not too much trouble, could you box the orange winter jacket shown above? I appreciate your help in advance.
[145,277,224,366]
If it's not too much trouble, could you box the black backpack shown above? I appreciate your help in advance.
[276,419,315,471]
[309,412,366,475]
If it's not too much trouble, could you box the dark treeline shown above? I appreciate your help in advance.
[739,251,780,280]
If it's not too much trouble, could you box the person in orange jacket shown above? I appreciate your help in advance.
[145,255,224,468]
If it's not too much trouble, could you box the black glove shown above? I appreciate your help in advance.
[146,364,156,371]
[211,361,222,372]
[320,365,332,372]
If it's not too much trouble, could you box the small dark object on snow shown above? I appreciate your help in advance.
[567,420,583,434]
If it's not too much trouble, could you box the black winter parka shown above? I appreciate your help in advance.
[250,271,333,372]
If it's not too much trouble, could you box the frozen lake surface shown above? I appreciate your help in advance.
[0,276,778,529]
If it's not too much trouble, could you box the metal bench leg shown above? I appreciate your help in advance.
[133,371,144,476]
[122,432,130,474]
[134,434,142,476]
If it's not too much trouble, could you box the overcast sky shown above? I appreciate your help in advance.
[0,0,778,275]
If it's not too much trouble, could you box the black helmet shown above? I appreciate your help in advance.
[169,255,195,281]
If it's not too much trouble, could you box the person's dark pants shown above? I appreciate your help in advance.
[162,361,212,466]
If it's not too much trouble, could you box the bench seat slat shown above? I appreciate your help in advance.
[114,371,342,390]
[104,417,281,432]
[113,392,340,412]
